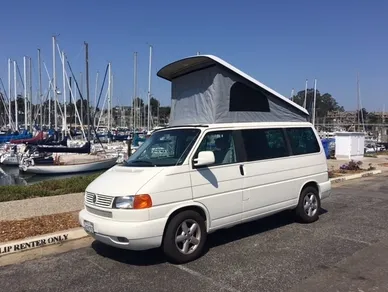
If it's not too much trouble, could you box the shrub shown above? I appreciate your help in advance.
[0,172,103,202]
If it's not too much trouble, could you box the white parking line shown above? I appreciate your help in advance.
[332,235,371,246]
[173,264,242,292]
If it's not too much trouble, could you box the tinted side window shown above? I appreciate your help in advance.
[194,131,237,166]
[285,127,320,155]
[241,128,289,161]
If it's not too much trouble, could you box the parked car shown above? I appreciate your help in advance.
[79,122,331,263]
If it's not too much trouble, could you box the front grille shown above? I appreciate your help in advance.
[86,206,113,218]
[85,192,114,208]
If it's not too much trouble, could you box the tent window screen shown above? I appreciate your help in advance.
[229,82,270,112]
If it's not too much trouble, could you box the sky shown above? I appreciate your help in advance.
[1,0,388,111]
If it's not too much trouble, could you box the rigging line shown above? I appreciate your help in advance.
[72,44,84,62]
[16,61,25,90]
[95,64,109,121]
[0,78,12,125]
[29,57,40,89]
[0,78,9,102]
[0,86,9,112]
[66,58,104,149]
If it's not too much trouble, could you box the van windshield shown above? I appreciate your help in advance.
[124,128,201,167]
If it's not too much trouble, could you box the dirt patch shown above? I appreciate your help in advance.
[329,169,367,178]
[378,163,388,167]
[0,211,80,243]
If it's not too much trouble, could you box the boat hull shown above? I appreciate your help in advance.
[20,157,118,174]
[0,154,20,166]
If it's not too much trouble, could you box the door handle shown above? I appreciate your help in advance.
[239,164,245,176]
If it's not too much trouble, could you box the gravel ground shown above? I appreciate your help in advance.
[1,173,388,291]
[0,211,80,242]
[0,193,84,221]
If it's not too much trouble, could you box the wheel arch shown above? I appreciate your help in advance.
[299,181,320,197]
[162,202,210,242]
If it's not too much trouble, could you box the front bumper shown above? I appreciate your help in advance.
[79,209,167,251]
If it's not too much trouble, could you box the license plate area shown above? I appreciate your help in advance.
[84,220,95,234]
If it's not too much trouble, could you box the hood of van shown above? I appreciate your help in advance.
[85,165,164,197]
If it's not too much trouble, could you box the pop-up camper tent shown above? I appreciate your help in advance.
[157,55,309,126]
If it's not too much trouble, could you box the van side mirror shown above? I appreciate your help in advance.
[193,151,215,167]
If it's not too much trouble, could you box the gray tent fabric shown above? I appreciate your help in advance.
[161,56,309,126]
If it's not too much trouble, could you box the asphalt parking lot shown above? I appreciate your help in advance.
[1,174,388,292]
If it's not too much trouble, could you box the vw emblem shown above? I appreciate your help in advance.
[92,194,97,204]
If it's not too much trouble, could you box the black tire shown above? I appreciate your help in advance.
[295,186,321,223]
[162,210,207,264]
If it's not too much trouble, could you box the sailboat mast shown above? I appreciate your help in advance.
[23,56,27,129]
[312,79,317,127]
[133,52,138,132]
[85,42,91,143]
[52,36,57,130]
[29,57,32,129]
[38,49,43,127]
[94,71,99,128]
[8,58,12,129]
[147,45,152,131]
[303,79,308,108]
[80,72,83,124]
[74,74,77,128]
[13,61,18,130]
[111,73,114,129]
[62,51,67,136]
[69,76,72,129]
[357,73,360,131]
[108,62,111,132]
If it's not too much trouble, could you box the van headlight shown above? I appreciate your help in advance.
[114,194,152,209]
[114,196,135,209]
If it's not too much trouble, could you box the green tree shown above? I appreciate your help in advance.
[292,89,344,121]
[367,112,380,124]
[159,106,171,124]
[150,97,159,116]
[132,97,144,108]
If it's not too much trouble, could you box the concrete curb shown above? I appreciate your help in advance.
[0,227,87,257]
[330,169,382,184]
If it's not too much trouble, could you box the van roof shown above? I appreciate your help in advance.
[155,122,313,131]
[157,54,309,116]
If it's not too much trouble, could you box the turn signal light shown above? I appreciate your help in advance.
[133,194,152,209]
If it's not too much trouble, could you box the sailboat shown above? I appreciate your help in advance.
[19,41,118,174]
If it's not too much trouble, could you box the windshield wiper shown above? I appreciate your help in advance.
[127,160,154,165]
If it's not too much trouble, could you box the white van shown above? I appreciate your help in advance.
[79,121,331,263]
